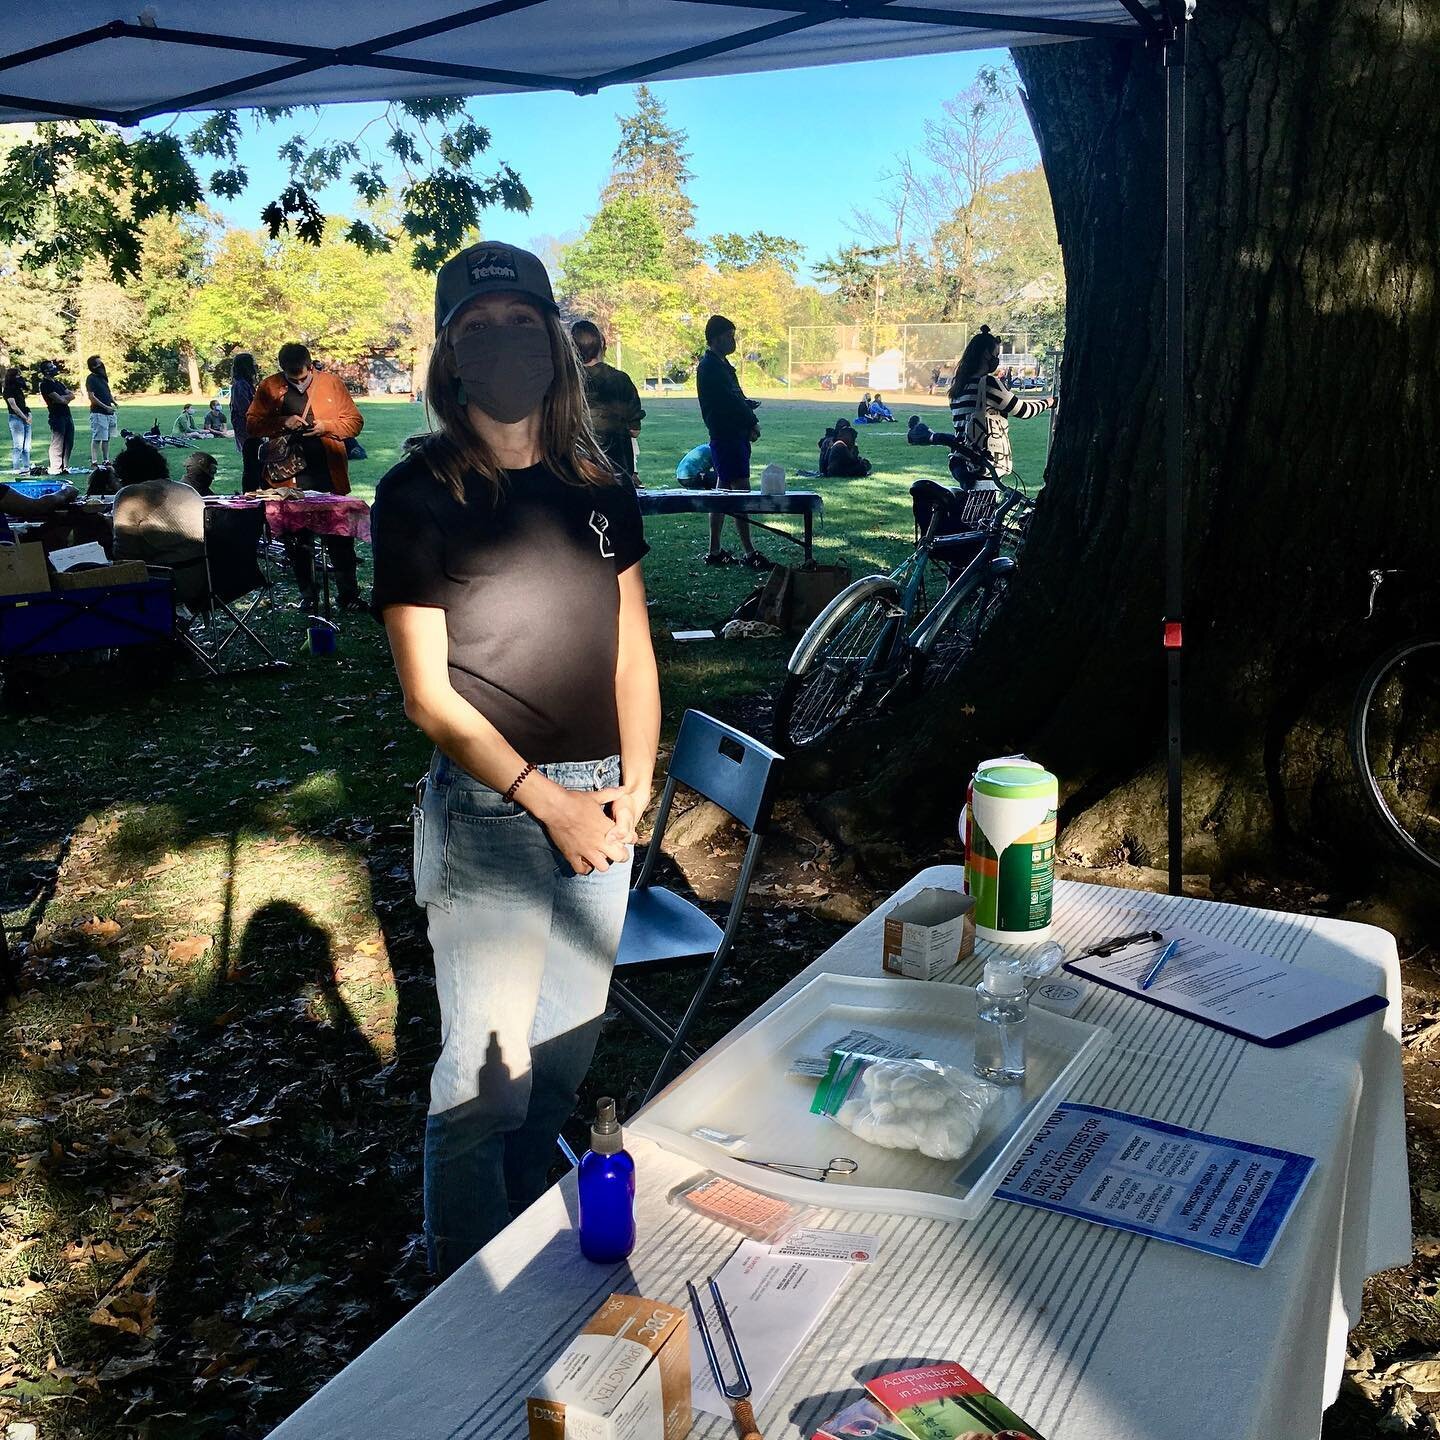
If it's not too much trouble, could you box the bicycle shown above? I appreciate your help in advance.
[1348,568,1440,878]
[773,436,1034,753]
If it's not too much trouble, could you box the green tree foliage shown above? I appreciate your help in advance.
[0,100,529,283]
[601,86,699,269]
[562,196,672,306]
[0,249,69,365]
[708,232,804,276]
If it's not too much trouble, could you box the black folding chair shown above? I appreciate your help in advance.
[177,505,286,676]
[611,711,784,1105]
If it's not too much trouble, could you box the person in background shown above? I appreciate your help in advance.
[203,399,232,438]
[868,393,894,422]
[820,418,871,478]
[370,240,658,1278]
[571,320,645,486]
[906,414,935,446]
[695,314,767,568]
[85,355,119,467]
[173,402,199,436]
[86,463,119,498]
[229,353,261,491]
[38,361,75,475]
[182,450,218,496]
[4,364,31,474]
[948,325,1053,480]
[111,437,206,602]
[674,441,716,487]
[857,393,871,421]
[246,342,365,609]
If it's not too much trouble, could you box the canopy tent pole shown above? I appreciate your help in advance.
[1162,11,1187,896]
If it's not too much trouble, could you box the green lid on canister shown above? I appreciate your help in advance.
[974,764,1057,800]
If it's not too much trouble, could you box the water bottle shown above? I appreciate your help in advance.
[577,1097,636,1264]
[974,953,1028,1085]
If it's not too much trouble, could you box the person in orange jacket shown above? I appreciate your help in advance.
[247,342,365,609]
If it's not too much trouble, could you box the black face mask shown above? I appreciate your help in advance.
[452,326,554,424]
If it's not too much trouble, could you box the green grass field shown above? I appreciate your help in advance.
[104,391,1050,722]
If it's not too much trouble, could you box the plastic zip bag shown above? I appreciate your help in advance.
[810,1050,1000,1161]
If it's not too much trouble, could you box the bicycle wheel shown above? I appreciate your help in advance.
[1349,637,1440,877]
[911,573,1010,693]
[774,582,903,751]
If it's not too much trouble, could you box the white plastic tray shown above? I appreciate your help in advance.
[630,972,1110,1222]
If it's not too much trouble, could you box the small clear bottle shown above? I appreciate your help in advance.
[974,953,1028,1085]
[577,1097,636,1264]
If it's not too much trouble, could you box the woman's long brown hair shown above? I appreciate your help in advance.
[409,304,612,504]
[947,324,1001,403]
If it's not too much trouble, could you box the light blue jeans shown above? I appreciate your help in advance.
[7,416,30,474]
[414,750,631,1278]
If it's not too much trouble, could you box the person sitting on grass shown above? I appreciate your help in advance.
[202,399,233,438]
[907,415,934,445]
[173,403,199,436]
[868,393,895,422]
[820,419,871,478]
[856,393,871,422]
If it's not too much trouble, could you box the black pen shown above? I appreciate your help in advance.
[1075,928,1163,960]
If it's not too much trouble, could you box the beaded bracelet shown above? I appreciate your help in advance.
[503,762,536,803]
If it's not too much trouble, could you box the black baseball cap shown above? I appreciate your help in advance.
[434,242,557,335]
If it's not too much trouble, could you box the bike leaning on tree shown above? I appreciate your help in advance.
[773,434,1034,753]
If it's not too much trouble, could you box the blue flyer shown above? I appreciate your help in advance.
[992,1102,1315,1267]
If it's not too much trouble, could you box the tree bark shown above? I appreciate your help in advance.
[180,341,202,399]
[852,0,1440,877]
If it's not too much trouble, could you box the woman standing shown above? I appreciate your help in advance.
[948,325,1053,480]
[228,353,261,492]
[3,365,31,475]
[371,242,659,1278]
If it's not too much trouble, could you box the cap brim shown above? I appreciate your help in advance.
[437,289,559,334]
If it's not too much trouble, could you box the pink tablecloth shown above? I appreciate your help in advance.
[214,493,371,542]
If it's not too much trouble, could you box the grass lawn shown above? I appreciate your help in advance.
[0,393,1055,1437]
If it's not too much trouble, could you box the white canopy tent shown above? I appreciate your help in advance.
[1,0,1193,891]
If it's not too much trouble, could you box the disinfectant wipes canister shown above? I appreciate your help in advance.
[965,762,1058,944]
[960,755,1043,896]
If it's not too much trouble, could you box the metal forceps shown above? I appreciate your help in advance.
[687,1276,763,1440]
[735,1155,859,1183]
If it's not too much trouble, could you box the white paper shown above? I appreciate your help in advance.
[1065,930,1382,1042]
[671,629,716,641]
[689,1240,852,1418]
[772,1227,879,1263]
[48,542,109,572]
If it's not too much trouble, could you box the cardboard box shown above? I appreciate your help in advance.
[54,561,152,592]
[0,542,50,598]
[528,1293,691,1440]
[882,887,976,980]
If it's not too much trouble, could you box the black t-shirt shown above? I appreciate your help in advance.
[280,382,329,490]
[3,373,28,419]
[39,377,71,423]
[85,370,116,411]
[370,451,650,763]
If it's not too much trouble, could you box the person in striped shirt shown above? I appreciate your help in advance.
[947,324,1053,480]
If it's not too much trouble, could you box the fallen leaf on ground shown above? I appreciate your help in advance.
[1384,1354,1440,1392]
[167,935,212,964]
[0,1279,45,1303]
[241,1275,324,1321]
[77,918,121,943]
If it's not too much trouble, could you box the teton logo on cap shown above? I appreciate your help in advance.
[467,247,519,285]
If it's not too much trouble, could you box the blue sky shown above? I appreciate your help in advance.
[195,48,1034,274]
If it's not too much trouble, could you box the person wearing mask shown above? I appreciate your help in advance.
[203,399,232,437]
[181,450,218,496]
[229,352,261,491]
[4,365,31,475]
[370,241,658,1278]
[246,343,365,609]
[948,325,1053,481]
[173,403,199,436]
[38,361,75,475]
[570,320,645,485]
[695,314,766,568]
[85,355,119,467]
[857,393,871,422]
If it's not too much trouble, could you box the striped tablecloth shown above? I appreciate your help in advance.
[269,871,1408,1440]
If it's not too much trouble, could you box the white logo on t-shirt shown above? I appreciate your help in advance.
[588,510,613,558]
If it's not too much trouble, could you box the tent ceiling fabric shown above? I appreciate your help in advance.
[1,0,1170,127]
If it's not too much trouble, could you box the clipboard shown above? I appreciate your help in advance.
[1064,935,1388,1048]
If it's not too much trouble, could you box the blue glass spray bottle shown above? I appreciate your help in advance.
[578,1096,636,1263]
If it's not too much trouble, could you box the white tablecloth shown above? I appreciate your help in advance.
[269,872,1409,1440]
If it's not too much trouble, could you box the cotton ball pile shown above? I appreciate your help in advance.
[834,1059,996,1160]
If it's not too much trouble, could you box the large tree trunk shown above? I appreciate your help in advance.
[180,341,202,399]
[841,1,1439,878]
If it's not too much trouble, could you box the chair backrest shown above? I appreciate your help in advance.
[113,481,208,608]
[204,504,266,604]
[665,711,784,835]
